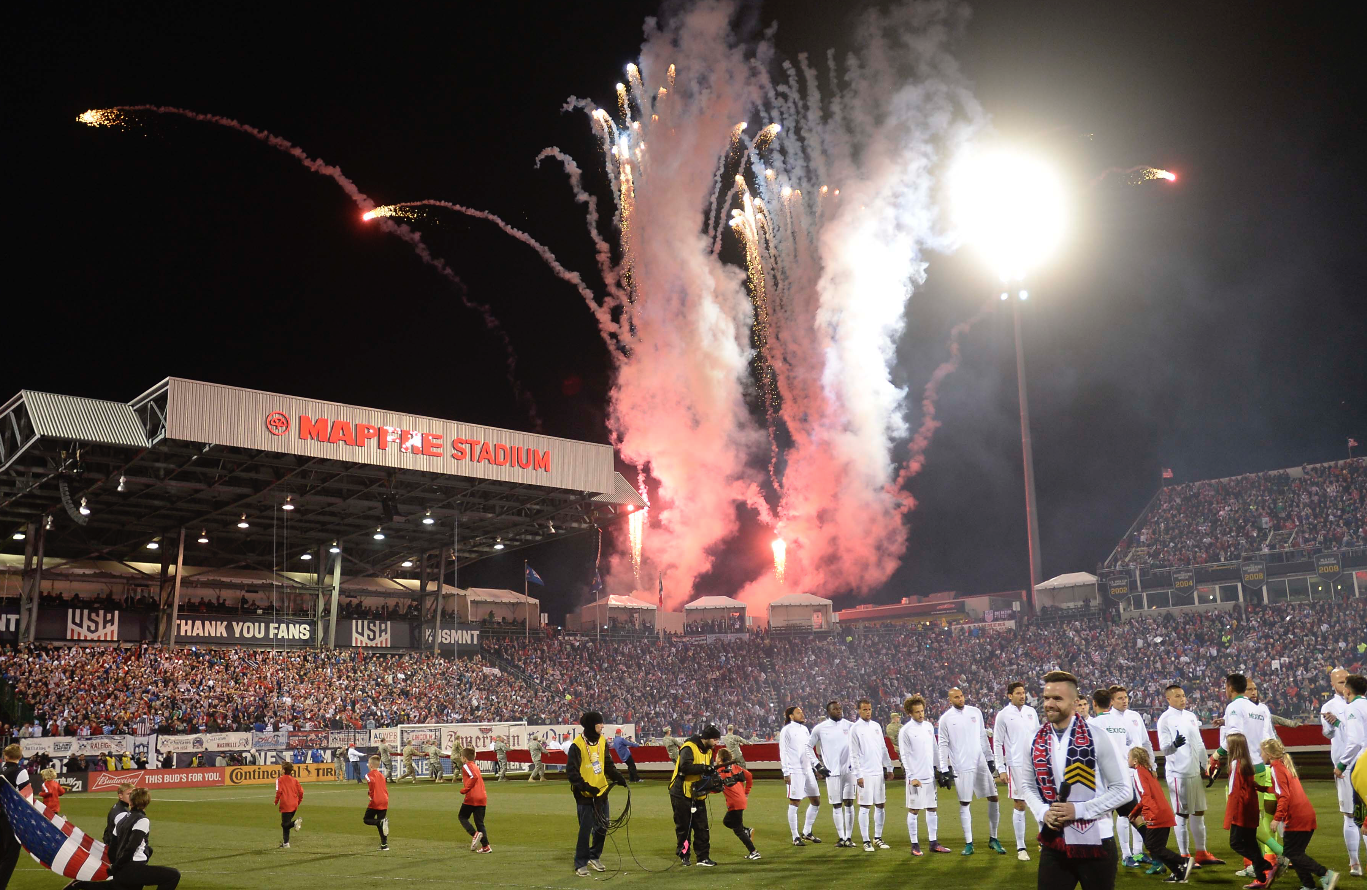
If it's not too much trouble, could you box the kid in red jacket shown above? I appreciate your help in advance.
[274,761,304,848]
[716,749,759,860]
[1262,738,1338,890]
[38,768,65,813]
[363,755,390,850]
[1127,749,1189,883]
[1223,734,1271,889]
[458,747,492,853]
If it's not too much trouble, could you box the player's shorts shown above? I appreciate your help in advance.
[905,778,936,810]
[1006,765,1027,802]
[826,772,856,803]
[1335,771,1356,814]
[787,769,819,800]
[856,773,887,806]
[1167,775,1207,814]
[954,766,996,803]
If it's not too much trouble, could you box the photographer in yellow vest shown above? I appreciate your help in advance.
[566,711,625,878]
[670,724,722,867]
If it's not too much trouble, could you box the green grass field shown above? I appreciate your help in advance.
[10,776,1357,889]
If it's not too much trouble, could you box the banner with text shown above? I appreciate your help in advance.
[175,615,314,645]
[225,762,337,785]
[21,734,154,760]
[87,768,224,793]
[1240,560,1267,590]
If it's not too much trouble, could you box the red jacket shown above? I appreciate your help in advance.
[1223,766,1261,829]
[717,763,752,811]
[1132,765,1175,829]
[40,779,65,813]
[460,761,487,806]
[1269,761,1315,831]
[275,774,304,813]
[367,769,389,809]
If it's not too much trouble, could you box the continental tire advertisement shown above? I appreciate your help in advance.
[225,762,338,785]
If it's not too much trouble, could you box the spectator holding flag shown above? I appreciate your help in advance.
[1,743,32,885]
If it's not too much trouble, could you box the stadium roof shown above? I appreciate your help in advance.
[768,593,833,606]
[683,595,746,610]
[583,594,656,610]
[0,378,645,583]
[1036,572,1098,590]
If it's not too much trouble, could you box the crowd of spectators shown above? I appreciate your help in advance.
[682,615,747,635]
[3,598,1364,744]
[1113,458,1366,568]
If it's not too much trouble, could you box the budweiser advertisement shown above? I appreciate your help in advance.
[87,769,225,793]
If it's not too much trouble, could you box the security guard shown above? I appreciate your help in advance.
[670,724,722,867]
[567,711,625,877]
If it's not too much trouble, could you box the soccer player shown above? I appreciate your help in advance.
[1212,673,1283,875]
[993,680,1041,860]
[779,706,823,846]
[275,761,304,848]
[716,749,759,860]
[808,700,856,847]
[938,687,1003,855]
[1321,668,1365,875]
[363,755,390,851]
[900,695,950,855]
[1156,683,1222,868]
[1263,736,1338,890]
[1090,688,1141,868]
[459,747,492,853]
[849,698,894,852]
[1109,685,1153,866]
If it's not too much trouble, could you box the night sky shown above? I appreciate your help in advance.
[7,2,1364,620]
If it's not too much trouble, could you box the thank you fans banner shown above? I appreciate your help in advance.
[1240,560,1267,589]
[175,615,313,644]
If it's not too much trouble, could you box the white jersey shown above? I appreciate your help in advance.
[1090,710,1133,767]
[808,717,855,775]
[1156,706,1206,778]
[1321,694,1365,769]
[1113,708,1152,755]
[779,721,815,776]
[992,703,1041,769]
[849,717,893,777]
[1220,697,1270,765]
[937,705,990,773]
[898,718,938,782]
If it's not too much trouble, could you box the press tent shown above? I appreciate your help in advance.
[767,593,835,630]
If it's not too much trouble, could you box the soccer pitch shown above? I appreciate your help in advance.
[10,778,1351,889]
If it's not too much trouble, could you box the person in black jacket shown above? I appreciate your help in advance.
[669,725,722,867]
[103,783,136,847]
[565,711,625,877]
[1,744,32,887]
[104,788,180,889]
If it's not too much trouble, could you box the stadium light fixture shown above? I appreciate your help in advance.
[117,475,127,492]
[493,537,504,550]
[237,514,250,529]
[329,541,341,554]
[11,531,24,540]
[951,147,1068,281]
[548,521,556,534]
[78,497,91,516]
[281,495,294,511]
[422,510,435,525]
[401,559,414,568]
[146,539,159,550]
[373,526,386,540]
[197,530,209,544]
[44,515,53,530]
[299,552,312,561]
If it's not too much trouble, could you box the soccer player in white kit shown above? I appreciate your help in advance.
[1156,682,1223,869]
[937,687,1003,855]
[1323,671,1367,875]
[1089,688,1141,868]
[779,706,823,845]
[849,698,893,852]
[1109,685,1154,868]
[900,695,950,855]
[808,700,857,847]
[1211,672,1282,875]
[992,680,1041,861]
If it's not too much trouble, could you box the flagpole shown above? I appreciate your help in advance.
[524,560,529,642]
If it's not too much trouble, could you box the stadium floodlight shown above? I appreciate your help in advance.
[329,541,341,554]
[401,559,414,568]
[146,539,159,550]
[117,475,127,492]
[197,530,209,544]
[951,147,1068,281]
[422,510,435,525]
[237,514,250,529]
[548,521,556,534]
[79,497,91,516]
[11,531,24,540]
[282,495,294,511]
[373,526,386,540]
[299,552,312,561]
[493,537,505,550]
[44,515,53,530]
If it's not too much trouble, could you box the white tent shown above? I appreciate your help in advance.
[767,593,835,630]
[682,595,747,631]
[576,594,657,631]
[460,587,541,625]
[1034,572,1099,607]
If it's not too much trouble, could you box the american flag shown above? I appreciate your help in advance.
[1,776,111,881]
[1161,468,1174,479]
[1350,438,1360,448]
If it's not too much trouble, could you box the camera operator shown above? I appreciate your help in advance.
[669,724,722,867]
[566,711,625,877]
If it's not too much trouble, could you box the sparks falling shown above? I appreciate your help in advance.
[628,507,646,585]
[1091,164,1179,187]
[771,537,786,583]
[76,109,124,127]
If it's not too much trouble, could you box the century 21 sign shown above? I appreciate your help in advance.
[270,413,552,472]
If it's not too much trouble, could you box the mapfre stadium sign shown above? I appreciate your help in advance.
[163,378,615,493]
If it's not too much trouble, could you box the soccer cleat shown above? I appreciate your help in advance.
[874,838,890,850]
[988,837,1007,855]
[1320,869,1339,890]
[1193,850,1225,865]
[1349,865,1363,877]
[293,818,302,831]
[1270,856,1289,882]
[1124,856,1142,868]
[696,858,716,867]
[1241,881,1270,890]
[792,837,806,846]
[1236,866,1256,878]
[962,842,975,856]
[1139,853,1155,865]
[379,844,390,851]
[476,846,492,854]
[1147,863,1167,875]
[930,842,953,853]
[471,830,483,851]
[864,841,875,853]
[1017,849,1030,861]
[588,859,606,872]
[745,851,762,861]
[1161,874,1185,884]
[911,843,923,856]
[575,866,590,877]
[803,833,823,844]
[278,842,290,849]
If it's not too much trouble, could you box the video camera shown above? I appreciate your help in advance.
[693,765,743,796]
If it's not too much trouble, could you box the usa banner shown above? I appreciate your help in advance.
[1,777,110,881]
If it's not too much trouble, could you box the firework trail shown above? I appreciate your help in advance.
[1091,164,1176,187]
[77,105,542,429]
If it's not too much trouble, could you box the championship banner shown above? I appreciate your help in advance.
[203,732,252,752]
[1240,559,1267,590]
[287,730,331,750]
[155,735,206,755]
[224,762,337,786]
[251,731,289,750]
[1314,551,1343,583]
[174,615,313,645]
[1106,572,1131,600]
[1171,567,1196,599]
[87,768,225,793]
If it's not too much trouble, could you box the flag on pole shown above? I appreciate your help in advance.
[1161,468,1174,479]
[1350,438,1360,448]
[0,777,111,881]
[658,573,664,610]
[589,570,603,596]
[525,564,544,586]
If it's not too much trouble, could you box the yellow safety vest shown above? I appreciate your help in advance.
[572,734,610,796]
[670,740,714,799]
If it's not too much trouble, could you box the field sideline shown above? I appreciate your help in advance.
[9,777,1354,889]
